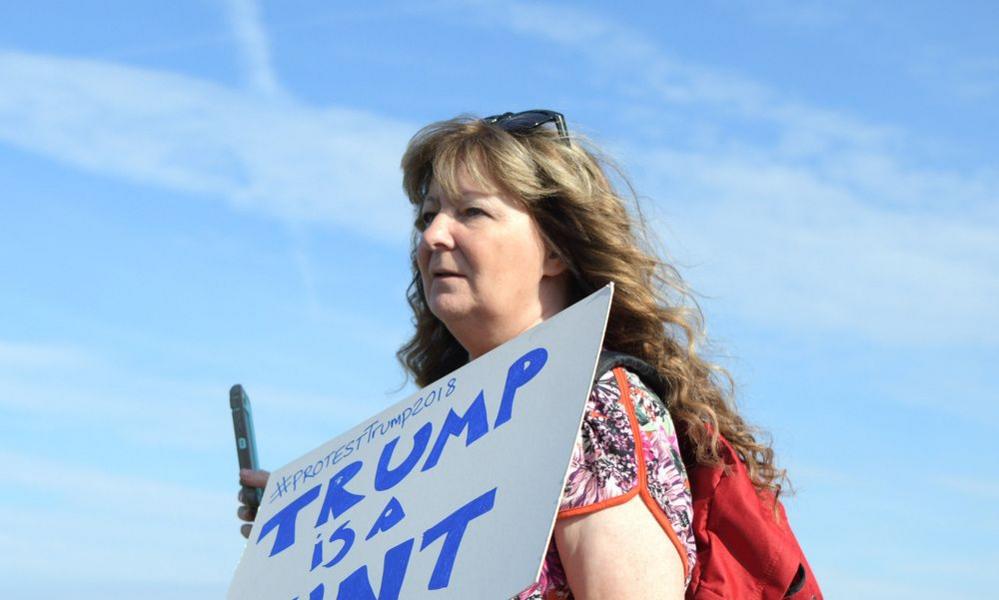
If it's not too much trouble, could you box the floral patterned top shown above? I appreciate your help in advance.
[514,367,697,599]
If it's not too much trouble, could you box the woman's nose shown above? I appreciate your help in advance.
[421,212,455,249]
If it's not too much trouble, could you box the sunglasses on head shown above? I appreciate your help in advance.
[482,109,570,145]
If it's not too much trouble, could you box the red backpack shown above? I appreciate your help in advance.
[595,351,823,600]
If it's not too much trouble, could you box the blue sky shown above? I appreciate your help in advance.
[1,1,997,598]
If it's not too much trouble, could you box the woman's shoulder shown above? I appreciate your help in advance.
[562,367,685,508]
[589,366,674,431]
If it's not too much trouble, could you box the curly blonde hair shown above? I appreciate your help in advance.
[398,115,786,498]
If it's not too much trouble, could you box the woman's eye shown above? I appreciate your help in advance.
[462,207,486,218]
[418,211,437,228]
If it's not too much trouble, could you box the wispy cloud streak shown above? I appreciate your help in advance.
[630,148,999,346]
[451,0,999,346]
[0,51,414,242]
[1,2,997,347]
[223,0,280,97]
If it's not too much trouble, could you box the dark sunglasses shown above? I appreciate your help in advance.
[482,109,570,144]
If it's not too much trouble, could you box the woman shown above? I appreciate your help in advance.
[240,111,795,599]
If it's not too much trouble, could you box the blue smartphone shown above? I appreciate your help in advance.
[230,384,263,506]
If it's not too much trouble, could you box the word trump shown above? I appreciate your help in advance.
[256,348,548,599]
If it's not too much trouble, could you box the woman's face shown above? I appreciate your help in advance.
[416,168,567,357]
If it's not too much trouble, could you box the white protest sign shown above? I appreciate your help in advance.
[228,284,614,600]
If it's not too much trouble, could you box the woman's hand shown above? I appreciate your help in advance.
[237,468,270,539]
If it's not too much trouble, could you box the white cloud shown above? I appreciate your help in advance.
[910,47,999,102]
[1,1,996,349]
[0,51,415,243]
[450,0,999,347]
[458,0,896,153]
[631,147,999,346]
[938,476,999,503]
[222,0,280,97]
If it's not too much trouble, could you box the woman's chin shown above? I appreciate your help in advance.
[428,296,474,326]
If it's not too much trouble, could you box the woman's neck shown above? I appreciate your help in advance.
[456,276,572,360]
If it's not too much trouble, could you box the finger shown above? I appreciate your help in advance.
[240,469,270,488]
[240,523,252,539]
[237,505,257,522]
[239,488,263,509]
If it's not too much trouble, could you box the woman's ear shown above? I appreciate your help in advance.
[543,248,569,277]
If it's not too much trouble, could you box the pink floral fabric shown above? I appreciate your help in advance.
[514,369,696,599]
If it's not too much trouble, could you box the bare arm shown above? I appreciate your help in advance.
[554,494,684,600]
